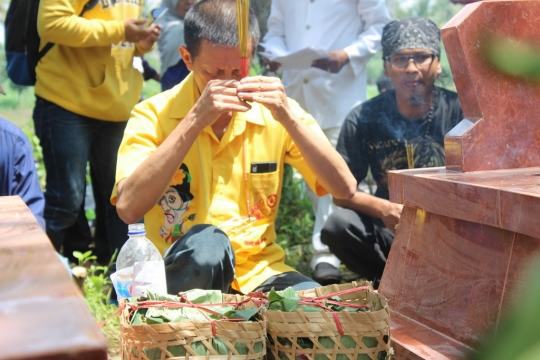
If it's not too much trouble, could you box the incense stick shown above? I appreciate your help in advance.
[405,141,415,169]
[236,0,250,78]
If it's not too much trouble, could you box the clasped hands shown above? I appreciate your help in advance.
[193,76,294,128]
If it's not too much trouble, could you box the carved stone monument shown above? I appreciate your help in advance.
[379,1,540,359]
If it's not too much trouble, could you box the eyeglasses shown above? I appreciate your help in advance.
[384,53,436,69]
[158,190,188,211]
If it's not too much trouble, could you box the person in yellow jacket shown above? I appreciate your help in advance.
[33,0,160,258]
[112,0,357,295]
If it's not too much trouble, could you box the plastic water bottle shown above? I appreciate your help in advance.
[116,223,162,270]
[113,223,164,299]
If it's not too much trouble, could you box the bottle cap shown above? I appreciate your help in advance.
[128,223,146,236]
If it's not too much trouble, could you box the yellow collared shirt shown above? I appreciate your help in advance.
[113,73,328,293]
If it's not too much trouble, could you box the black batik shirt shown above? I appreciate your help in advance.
[337,87,463,200]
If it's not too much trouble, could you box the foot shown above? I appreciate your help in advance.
[314,262,342,286]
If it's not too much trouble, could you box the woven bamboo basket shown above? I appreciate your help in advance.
[263,282,391,360]
[120,294,267,360]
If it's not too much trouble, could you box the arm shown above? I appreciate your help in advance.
[344,0,392,76]
[115,80,252,224]
[311,0,391,74]
[237,76,356,200]
[262,0,287,54]
[38,0,159,49]
[261,0,286,71]
[333,111,402,231]
[334,192,402,231]
[13,136,46,230]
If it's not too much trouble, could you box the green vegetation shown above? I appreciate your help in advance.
[72,250,120,357]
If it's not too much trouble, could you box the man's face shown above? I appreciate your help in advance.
[384,48,442,106]
[180,39,254,92]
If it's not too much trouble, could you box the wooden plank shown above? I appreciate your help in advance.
[0,196,108,360]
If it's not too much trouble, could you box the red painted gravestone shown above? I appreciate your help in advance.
[379,1,540,359]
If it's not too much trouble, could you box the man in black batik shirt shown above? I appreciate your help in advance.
[321,17,463,288]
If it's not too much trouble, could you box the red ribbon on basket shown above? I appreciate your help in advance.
[97,285,373,335]
[97,298,257,330]
[262,286,373,336]
[299,286,372,335]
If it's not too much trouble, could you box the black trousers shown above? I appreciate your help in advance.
[321,207,394,287]
[164,224,320,295]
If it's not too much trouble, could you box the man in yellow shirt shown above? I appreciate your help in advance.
[33,0,160,259]
[113,0,356,295]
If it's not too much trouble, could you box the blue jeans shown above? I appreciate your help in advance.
[164,224,320,295]
[33,97,128,256]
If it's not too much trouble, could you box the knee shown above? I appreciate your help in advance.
[322,208,352,240]
[184,225,234,266]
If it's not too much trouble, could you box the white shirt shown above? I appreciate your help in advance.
[263,0,391,130]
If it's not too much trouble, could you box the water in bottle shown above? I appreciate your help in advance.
[112,223,166,299]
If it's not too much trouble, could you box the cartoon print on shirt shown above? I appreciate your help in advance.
[157,163,196,244]
[251,189,278,220]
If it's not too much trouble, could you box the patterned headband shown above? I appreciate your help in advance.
[382,17,440,58]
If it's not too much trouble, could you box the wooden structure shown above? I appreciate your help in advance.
[379,1,540,359]
[0,196,108,360]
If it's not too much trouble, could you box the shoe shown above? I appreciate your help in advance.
[314,262,342,286]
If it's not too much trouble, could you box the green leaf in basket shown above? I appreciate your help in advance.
[180,289,223,304]
[297,337,314,349]
[147,306,187,322]
[253,340,264,354]
[130,308,147,325]
[352,336,379,360]
[341,335,377,360]
[223,307,260,320]
[167,345,187,357]
[143,289,236,323]
[280,287,301,299]
[268,287,300,302]
[233,341,247,355]
[268,288,284,302]
[169,307,211,322]
[281,352,291,360]
[143,347,162,360]
[233,340,264,356]
[314,337,335,360]
[277,337,292,347]
[297,304,323,312]
[191,341,209,356]
[361,336,378,349]
[213,337,231,355]
[269,298,301,312]
[145,316,165,325]
[146,290,179,302]
[341,335,357,349]
[319,337,335,349]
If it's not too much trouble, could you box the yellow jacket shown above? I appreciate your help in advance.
[113,74,329,293]
[35,0,148,121]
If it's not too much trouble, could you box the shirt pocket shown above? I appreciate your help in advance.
[249,170,281,220]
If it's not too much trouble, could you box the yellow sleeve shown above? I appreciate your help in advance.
[111,97,166,205]
[284,99,330,197]
[134,42,155,57]
[38,0,125,47]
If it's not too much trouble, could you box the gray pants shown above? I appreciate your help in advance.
[164,224,320,295]
[320,207,394,288]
